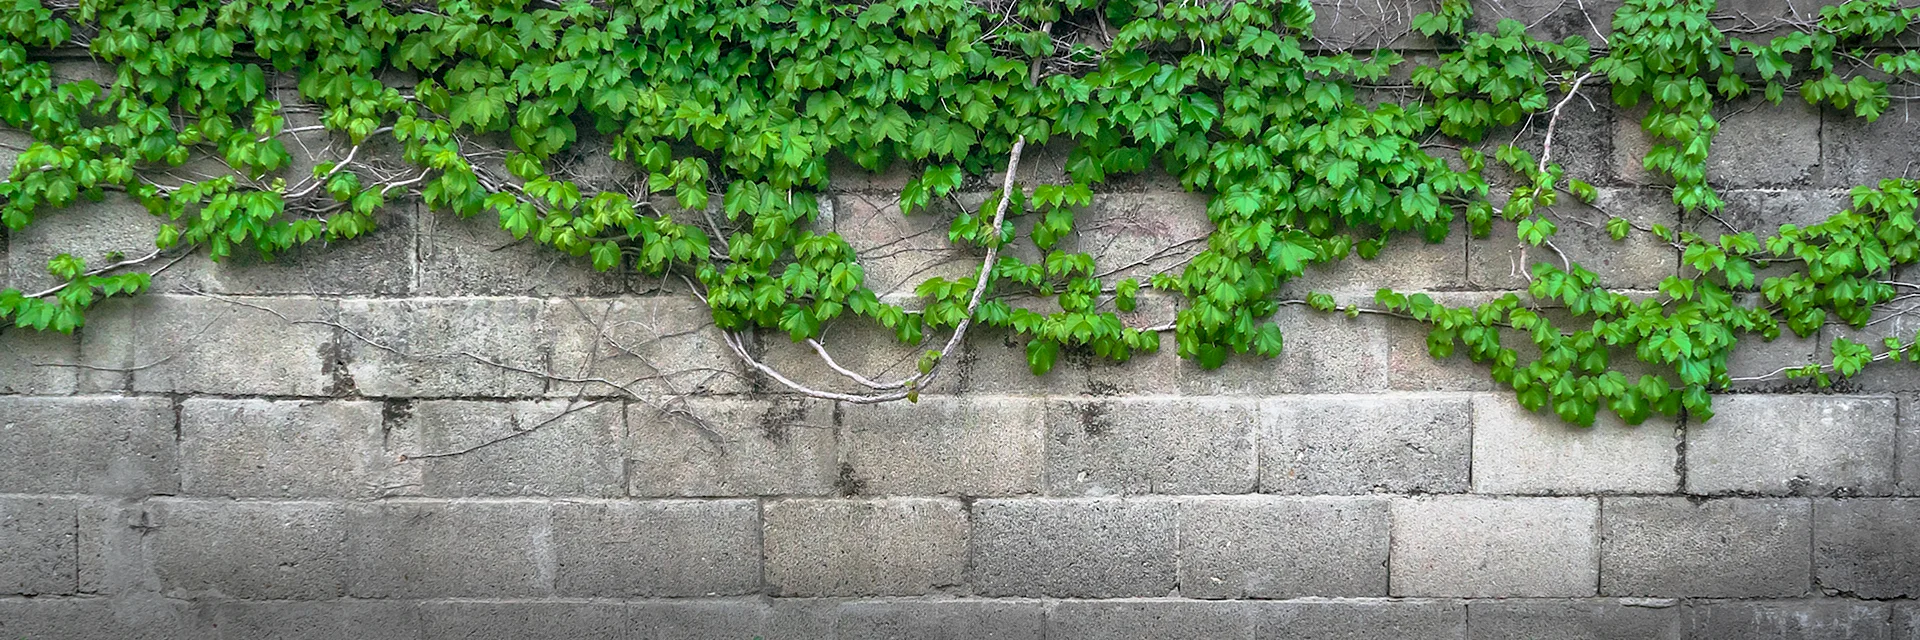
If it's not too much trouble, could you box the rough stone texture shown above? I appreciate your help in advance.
[841,396,1046,496]
[552,500,759,598]
[1469,0,1620,41]
[179,399,394,498]
[1048,601,1252,640]
[1179,497,1390,598]
[1688,395,1900,496]
[969,499,1177,598]
[1707,96,1825,187]
[1823,100,1920,188]
[80,295,336,396]
[415,210,625,297]
[1470,394,1680,494]
[0,497,78,596]
[203,600,424,640]
[0,396,176,495]
[337,298,550,398]
[1814,498,1920,599]
[1600,497,1812,598]
[625,397,837,497]
[835,601,1046,640]
[1901,604,1920,640]
[0,596,195,640]
[161,203,417,296]
[1261,394,1471,494]
[763,498,967,596]
[346,501,551,598]
[1905,395,1920,496]
[1252,600,1467,639]
[629,601,782,640]
[149,499,348,601]
[1467,188,1679,290]
[4,195,162,293]
[1043,397,1258,496]
[1689,601,1895,640]
[404,399,624,497]
[418,602,629,640]
[1391,496,1598,597]
[1308,0,1435,50]
[0,327,79,395]
[1466,600,1686,640]
[545,296,748,397]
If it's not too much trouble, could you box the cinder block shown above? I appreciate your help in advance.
[337,298,549,398]
[626,397,837,497]
[418,602,626,640]
[1391,496,1598,597]
[179,399,392,498]
[1822,99,1920,188]
[1048,601,1253,640]
[404,399,623,497]
[347,500,550,598]
[1469,0,1621,41]
[1044,398,1257,496]
[207,600,422,640]
[763,498,966,596]
[1688,395,1899,496]
[1900,604,1919,640]
[4,195,162,293]
[1261,394,1471,494]
[0,396,176,495]
[551,500,759,597]
[969,498,1177,597]
[1251,600,1467,639]
[0,327,78,394]
[545,296,748,397]
[81,295,335,396]
[841,396,1045,496]
[1278,222,1469,302]
[836,601,1045,640]
[150,499,348,600]
[1709,96,1824,187]
[1467,188,1680,290]
[415,210,624,296]
[826,194,978,298]
[160,202,416,296]
[1179,496,1390,598]
[1483,86,1613,188]
[1041,192,1215,283]
[1905,395,1920,496]
[629,601,774,640]
[1173,308,1394,395]
[1815,498,1920,599]
[1600,497,1811,597]
[759,311,966,397]
[1689,601,1894,640]
[1471,394,1680,494]
[1467,600,1685,640]
[1307,0,1435,50]
[0,497,78,596]
[0,595,196,640]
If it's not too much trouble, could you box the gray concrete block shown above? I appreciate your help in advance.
[0,497,78,596]
[1471,394,1681,494]
[760,311,967,397]
[1252,600,1467,639]
[159,202,416,296]
[208,600,422,640]
[551,500,759,597]
[1699,189,1848,236]
[1277,222,1469,302]
[763,498,966,596]
[1482,87,1613,188]
[337,298,549,398]
[1308,0,1435,50]
[1179,496,1390,598]
[418,602,628,640]
[1900,604,1919,640]
[841,396,1045,496]
[545,296,748,397]
[1600,497,1812,597]
[1173,308,1395,395]
[149,499,348,600]
[404,399,624,497]
[1467,188,1680,290]
[630,601,773,640]
[1905,395,1920,496]
[1815,498,1920,598]
[969,498,1177,597]
[0,595,196,640]
[1823,100,1920,188]
[826,194,977,298]
[1467,600,1685,640]
[347,500,550,598]
[179,399,394,499]
[626,397,837,497]
[836,600,1046,640]
[81,295,335,396]
[1689,601,1894,640]
[1391,496,1598,597]
[1044,398,1257,496]
[0,396,176,495]
[1048,600,1253,640]
[1688,395,1900,496]
[1261,394,1471,494]
[4,195,162,293]
[416,210,625,296]
[1468,0,1620,42]
[1709,96,1825,187]
[0,327,78,394]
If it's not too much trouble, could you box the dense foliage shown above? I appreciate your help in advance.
[0,0,1916,424]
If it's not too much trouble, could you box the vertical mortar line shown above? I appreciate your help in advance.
[1894,397,1905,492]
[755,496,769,597]
[1466,396,1476,491]
[1595,495,1606,597]
[409,199,422,294]
[1808,495,1818,595]
[1675,414,1689,495]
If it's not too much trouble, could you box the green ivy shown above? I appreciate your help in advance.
[0,0,1916,426]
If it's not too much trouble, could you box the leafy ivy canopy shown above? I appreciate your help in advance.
[1,0,1918,424]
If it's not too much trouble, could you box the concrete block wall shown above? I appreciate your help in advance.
[4,2,1920,637]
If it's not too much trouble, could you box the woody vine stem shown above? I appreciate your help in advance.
[1,0,1919,426]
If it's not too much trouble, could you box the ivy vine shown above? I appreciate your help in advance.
[0,0,1917,425]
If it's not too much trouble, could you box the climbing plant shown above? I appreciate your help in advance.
[0,0,1917,425]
